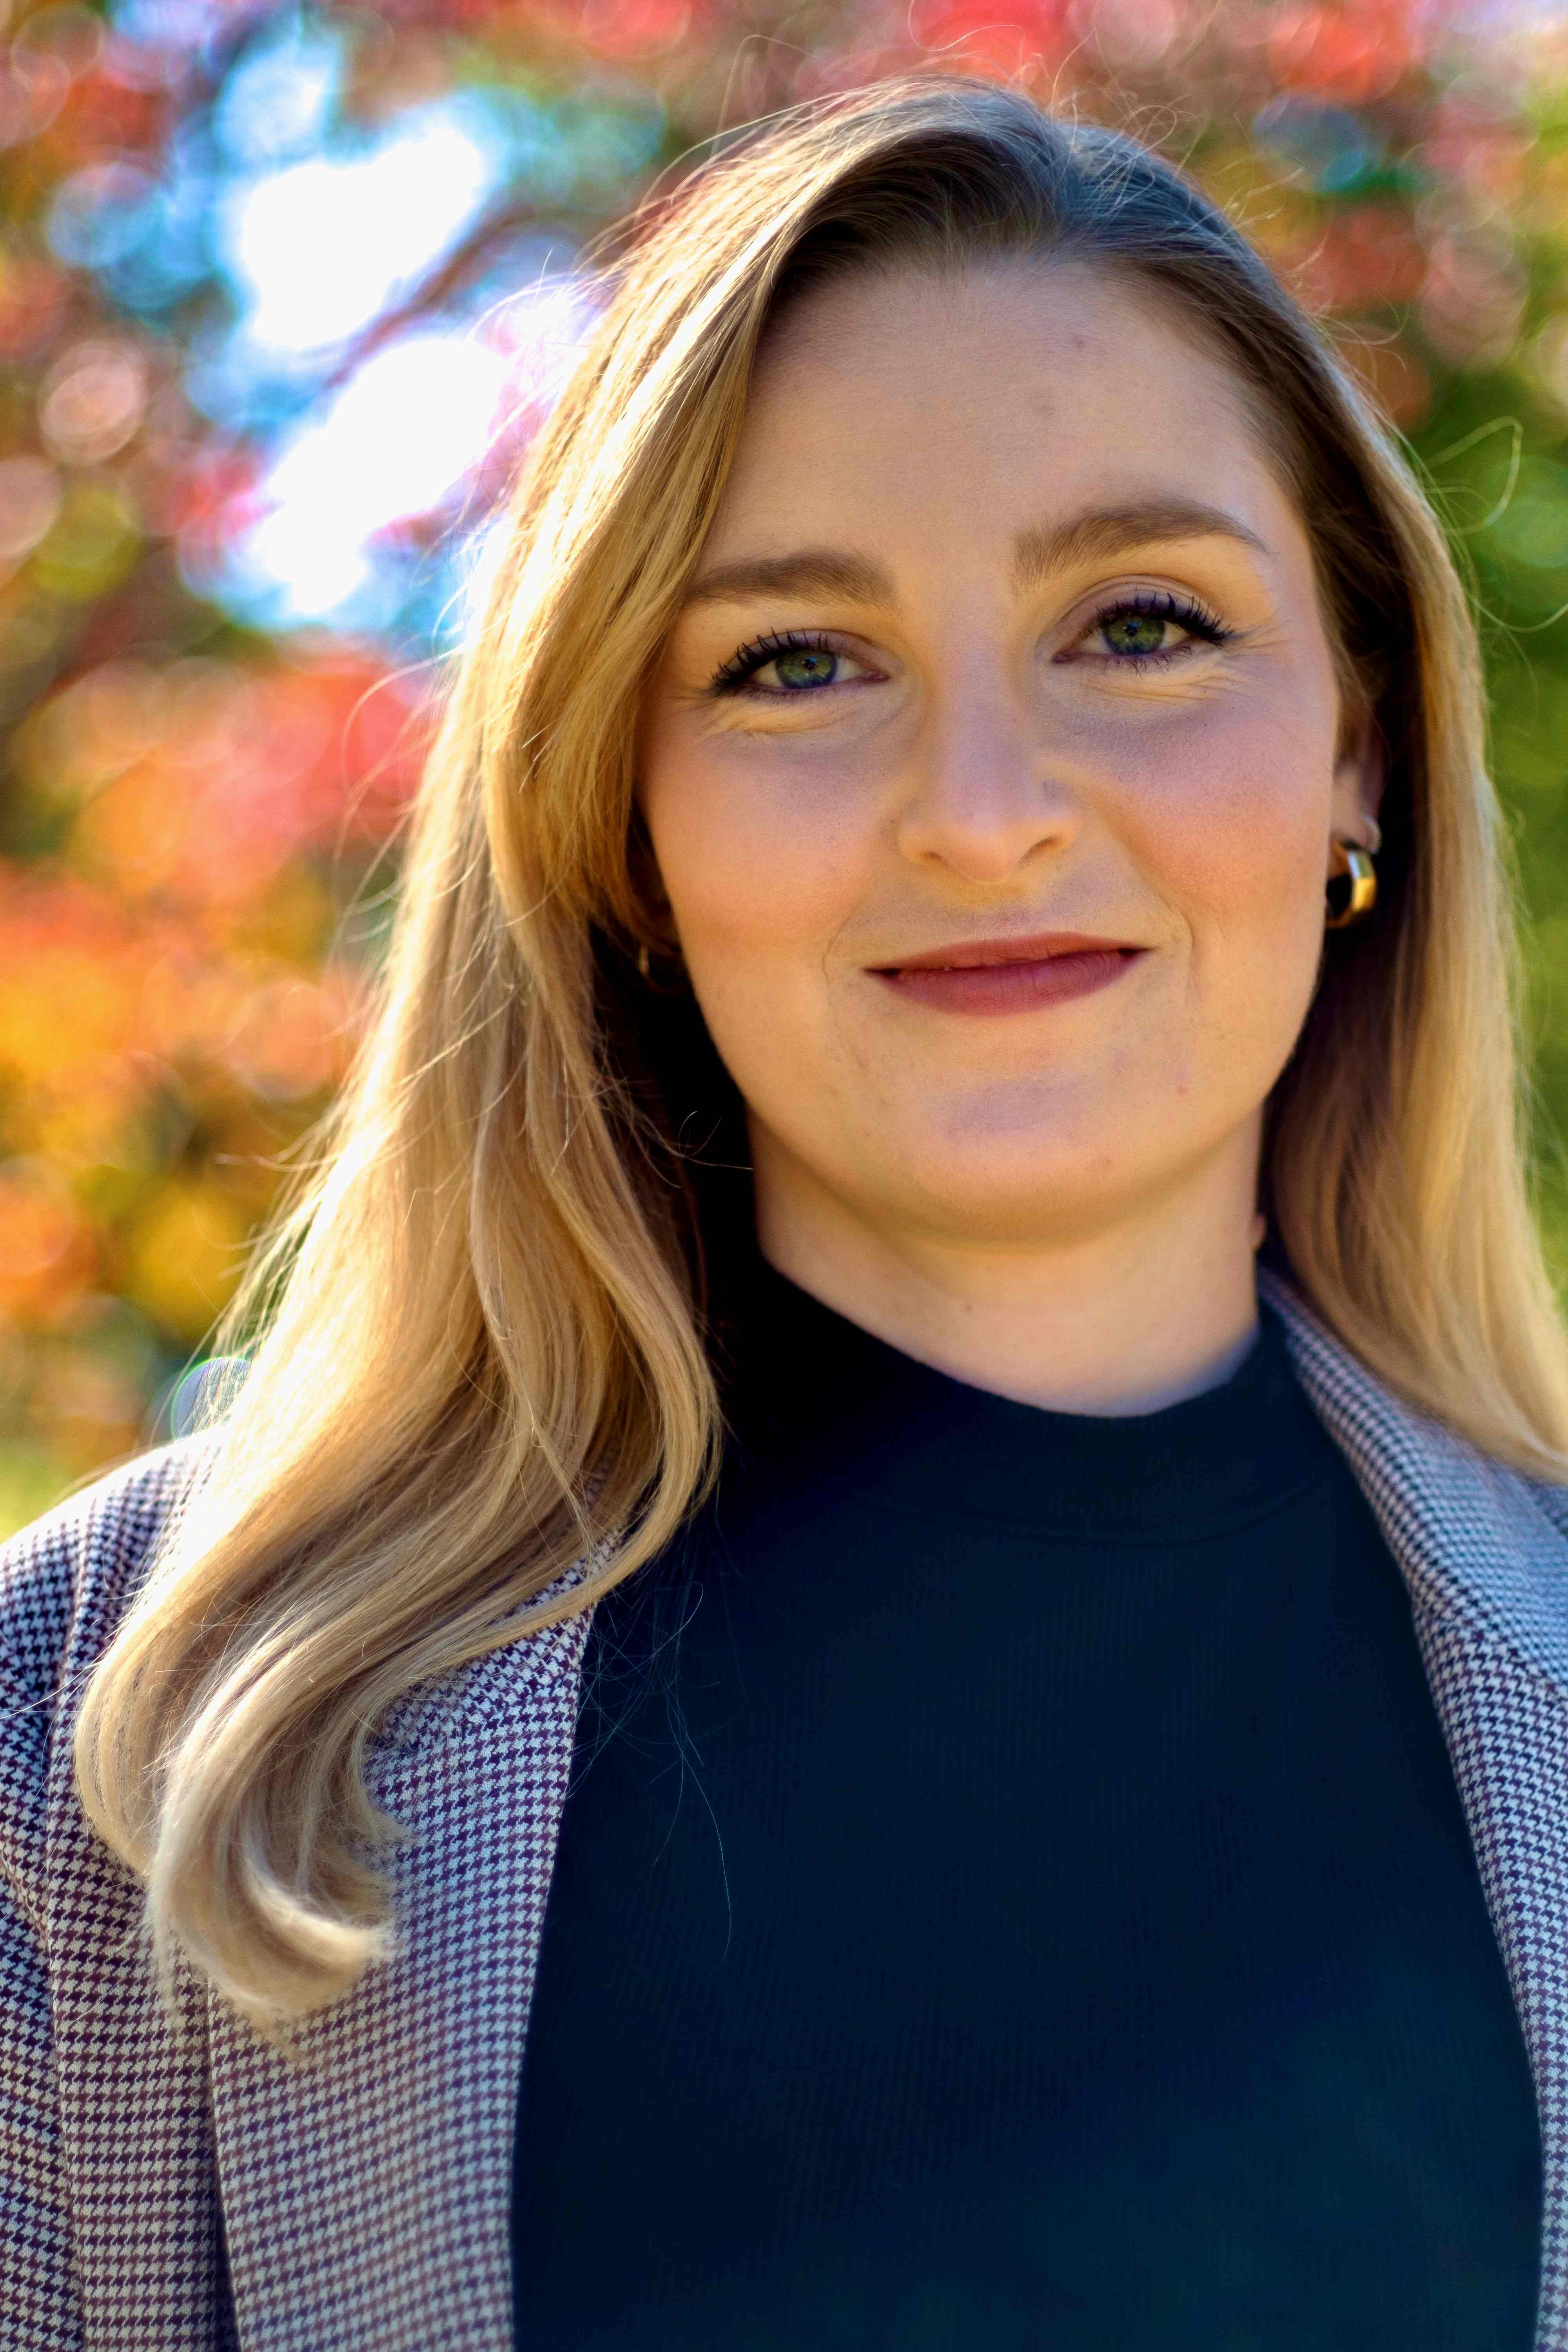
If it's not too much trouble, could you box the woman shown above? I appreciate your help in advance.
[5,69,1568,2352]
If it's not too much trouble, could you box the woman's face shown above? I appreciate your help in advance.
[637,261,1382,1255]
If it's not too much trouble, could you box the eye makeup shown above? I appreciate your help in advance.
[703,586,1238,701]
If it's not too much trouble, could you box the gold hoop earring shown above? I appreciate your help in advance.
[1325,843,1377,929]
[635,937,688,995]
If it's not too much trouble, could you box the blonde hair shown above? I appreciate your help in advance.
[75,73,1568,2038]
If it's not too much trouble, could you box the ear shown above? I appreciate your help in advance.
[1330,705,1386,846]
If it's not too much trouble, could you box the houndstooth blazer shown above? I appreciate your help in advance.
[6,1264,1568,2349]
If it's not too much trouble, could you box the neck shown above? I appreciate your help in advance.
[749,1130,1265,1419]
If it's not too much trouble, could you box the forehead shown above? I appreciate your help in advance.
[711,258,1298,565]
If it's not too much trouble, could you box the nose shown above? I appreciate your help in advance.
[892,666,1081,884]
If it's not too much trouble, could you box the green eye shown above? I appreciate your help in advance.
[1100,612,1172,657]
[1080,589,1234,668]
[709,630,862,697]
[771,646,839,690]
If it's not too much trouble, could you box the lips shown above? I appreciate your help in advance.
[869,934,1145,1016]
[875,931,1138,971]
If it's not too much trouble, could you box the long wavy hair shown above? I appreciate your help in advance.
[74,73,1568,2038]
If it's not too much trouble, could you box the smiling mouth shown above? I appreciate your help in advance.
[869,935,1147,1015]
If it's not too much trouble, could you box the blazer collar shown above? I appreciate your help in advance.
[207,1599,593,2350]
[1259,1265,1568,1687]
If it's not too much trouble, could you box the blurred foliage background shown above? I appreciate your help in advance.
[2,0,1567,1530]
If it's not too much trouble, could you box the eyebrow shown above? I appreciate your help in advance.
[1013,498,1270,591]
[679,497,1270,612]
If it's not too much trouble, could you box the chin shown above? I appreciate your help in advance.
[859,1150,1136,1248]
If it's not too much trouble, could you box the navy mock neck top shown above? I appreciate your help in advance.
[509,1253,1541,2350]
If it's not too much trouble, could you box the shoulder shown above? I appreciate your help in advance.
[0,1433,219,1789]
[1517,1465,1568,1542]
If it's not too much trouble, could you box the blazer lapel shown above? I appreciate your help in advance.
[47,1787,226,2351]
[209,1600,591,2350]
[42,1446,234,2352]
[1263,1269,1568,2350]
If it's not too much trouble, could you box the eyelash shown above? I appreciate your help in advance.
[708,628,847,696]
[704,591,1236,697]
[1076,588,1237,665]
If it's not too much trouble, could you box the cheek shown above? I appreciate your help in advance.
[1110,730,1333,1083]
[1209,862,1332,1123]
[1119,706,1329,921]
[641,742,868,987]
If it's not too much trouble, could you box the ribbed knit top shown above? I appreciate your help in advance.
[510,1253,1541,2350]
